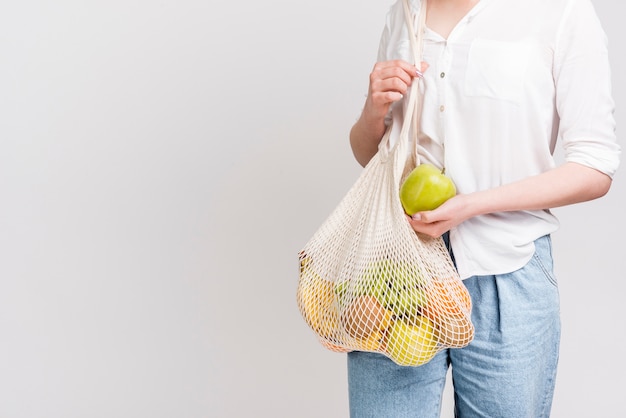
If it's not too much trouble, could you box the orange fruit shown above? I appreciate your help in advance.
[319,338,351,353]
[434,313,474,348]
[341,295,393,340]
[423,279,471,318]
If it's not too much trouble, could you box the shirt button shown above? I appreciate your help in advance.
[440,72,445,78]
[439,105,445,112]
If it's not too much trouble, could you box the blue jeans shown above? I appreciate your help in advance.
[347,235,561,418]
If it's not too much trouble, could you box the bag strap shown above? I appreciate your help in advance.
[404,0,427,65]
[378,0,427,164]
[404,0,427,167]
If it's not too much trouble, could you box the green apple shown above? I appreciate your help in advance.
[334,280,349,306]
[360,259,428,317]
[361,260,400,307]
[399,164,456,216]
[386,316,439,366]
[391,281,428,319]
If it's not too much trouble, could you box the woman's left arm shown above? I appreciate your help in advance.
[411,1,620,239]
[408,161,612,238]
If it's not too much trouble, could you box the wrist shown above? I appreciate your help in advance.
[360,104,387,130]
[455,192,486,222]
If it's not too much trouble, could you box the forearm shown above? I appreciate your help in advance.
[410,162,613,238]
[349,110,387,167]
[463,162,612,218]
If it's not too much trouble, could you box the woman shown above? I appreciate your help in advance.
[347,0,620,416]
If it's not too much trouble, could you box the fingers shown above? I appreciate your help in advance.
[408,220,446,239]
[367,60,426,109]
[371,61,419,85]
[405,212,448,239]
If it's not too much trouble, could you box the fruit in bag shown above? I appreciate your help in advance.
[360,259,428,317]
[341,295,393,340]
[297,256,340,339]
[386,316,438,366]
[421,280,474,347]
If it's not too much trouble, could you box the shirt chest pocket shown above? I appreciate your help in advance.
[464,39,532,103]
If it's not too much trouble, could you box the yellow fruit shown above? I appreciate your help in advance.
[296,265,338,338]
[386,316,439,366]
[319,303,341,338]
[354,330,386,352]
[341,295,393,340]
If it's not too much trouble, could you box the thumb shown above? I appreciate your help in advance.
[412,210,437,223]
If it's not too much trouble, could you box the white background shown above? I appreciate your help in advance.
[0,1,624,417]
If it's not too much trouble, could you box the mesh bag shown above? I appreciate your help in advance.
[296,0,474,366]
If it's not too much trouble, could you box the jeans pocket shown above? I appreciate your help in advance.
[531,236,558,287]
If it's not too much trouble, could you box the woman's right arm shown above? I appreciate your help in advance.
[350,60,426,167]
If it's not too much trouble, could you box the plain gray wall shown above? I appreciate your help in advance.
[0,1,623,417]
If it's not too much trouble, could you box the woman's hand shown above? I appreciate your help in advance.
[350,60,428,167]
[406,194,470,238]
[363,60,428,120]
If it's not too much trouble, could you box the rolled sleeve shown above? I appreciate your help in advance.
[555,0,620,177]
[564,138,621,177]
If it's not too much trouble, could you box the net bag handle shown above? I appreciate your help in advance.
[378,0,428,164]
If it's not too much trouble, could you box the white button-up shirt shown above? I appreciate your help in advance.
[379,0,620,279]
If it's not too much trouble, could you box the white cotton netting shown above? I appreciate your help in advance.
[296,141,474,366]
